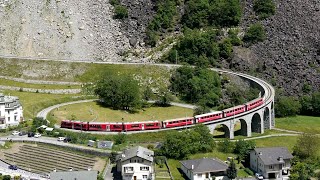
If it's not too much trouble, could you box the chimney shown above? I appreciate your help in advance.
[258,152,262,156]
[191,165,194,170]
[278,156,284,163]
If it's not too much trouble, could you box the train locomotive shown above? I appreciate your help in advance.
[60,97,263,132]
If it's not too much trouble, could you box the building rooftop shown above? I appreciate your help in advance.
[180,158,228,174]
[117,146,154,162]
[253,147,293,165]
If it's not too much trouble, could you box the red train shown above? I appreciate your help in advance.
[60,97,264,132]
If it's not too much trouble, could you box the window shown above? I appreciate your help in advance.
[140,166,149,171]
[269,165,274,169]
[198,174,202,177]
[143,175,147,179]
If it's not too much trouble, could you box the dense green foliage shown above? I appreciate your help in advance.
[114,5,128,19]
[293,133,320,159]
[253,0,276,19]
[114,133,127,145]
[243,23,266,44]
[227,159,237,180]
[300,92,320,116]
[170,66,221,107]
[182,0,242,29]
[166,29,220,66]
[218,139,234,153]
[275,96,301,117]
[275,91,320,117]
[159,125,215,159]
[94,74,142,110]
[146,0,179,46]
[110,0,128,19]
[234,140,256,163]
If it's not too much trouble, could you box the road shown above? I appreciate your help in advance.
[0,160,44,180]
[0,135,111,155]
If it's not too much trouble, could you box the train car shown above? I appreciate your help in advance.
[123,122,143,131]
[162,117,194,128]
[194,111,223,123]
[143,121,161,130]
[109,123,124,132]
[222,105,246,118]
[88,122,108,131]
[245,98,263,111]
[61,120,73,129]
[73,121,89,131]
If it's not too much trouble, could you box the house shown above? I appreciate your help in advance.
[250,147,294,179]
[50,170,98,180]
[0,94,23,129]
[116,146,154,180]
[180,157,229,180]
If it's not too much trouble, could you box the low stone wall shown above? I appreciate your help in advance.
[0,85,81,94]
[0,75,82,85]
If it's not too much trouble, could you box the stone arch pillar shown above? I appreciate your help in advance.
[251,112,264,134]
[264,107,271,129]
[270,100,275,127]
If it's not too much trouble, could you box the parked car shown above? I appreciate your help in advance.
[9,165,18,170]
[19,131,27,136]
[255,173,264,180]
[63,137,71,143]
[34,133,41,138]
[12,131,20,136]
[57,137,65,141]
[28,132,35,137]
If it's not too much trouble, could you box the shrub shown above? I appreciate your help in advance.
[219,38,233,59]
[114,5,128,19]
[243,23,266,44]
[275,96,301,117]
[253,0,276,19]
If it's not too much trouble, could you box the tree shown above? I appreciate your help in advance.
[243,23,266,44]
[293,133,320,159]
[170,66,221,106]
[155,88,173,107]
[275,96,301,117]
[193,124,215,152]
[219,38,233,59]
[114,133,127,145]
[253,0,276,19]
[234,140,256,164]
[94,74,142,110]
[218,139,234,153]
[160,131,192,159]
[290,162,313,180]
[227,159,237,180]
[311,92,320,115]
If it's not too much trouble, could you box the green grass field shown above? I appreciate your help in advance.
[276,115,320,134]
[49,101,194,123]
[1,90,93,120]
[0,78,80,89]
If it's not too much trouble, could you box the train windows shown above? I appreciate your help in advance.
[146,123,155,127]
[114,125,122,128]
[131,124,140,128]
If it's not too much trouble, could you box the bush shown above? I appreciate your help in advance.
[253,0,276,19]
[243,23,266,44]
[275,96,301,117]
[219,38,233,59]
[114,133,127,145]
[114,5,128,19]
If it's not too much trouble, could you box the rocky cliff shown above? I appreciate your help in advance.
[233,0,320,95]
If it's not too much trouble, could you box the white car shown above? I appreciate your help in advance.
[12,131,20,136]
[34,133,41,138]
[255,173,263,180]
[57,137,65,141]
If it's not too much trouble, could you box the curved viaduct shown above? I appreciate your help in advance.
[24,59,275,139]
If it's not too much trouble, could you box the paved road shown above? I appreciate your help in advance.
[0,135,111,155]
[0,160,44,180]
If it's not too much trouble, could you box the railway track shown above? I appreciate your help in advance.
[31,60,275,134]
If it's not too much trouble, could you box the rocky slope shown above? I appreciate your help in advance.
[0,0,319,95]
[233,0,320,95]
[0,0,130,61]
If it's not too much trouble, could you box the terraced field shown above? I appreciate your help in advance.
[2,144,105,174]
